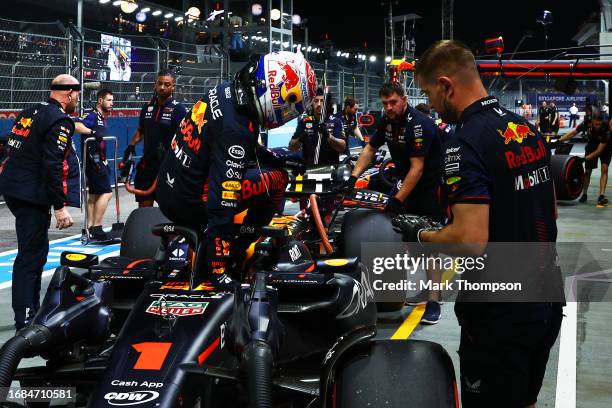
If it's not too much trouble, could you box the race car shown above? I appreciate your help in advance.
[0,164,458,408]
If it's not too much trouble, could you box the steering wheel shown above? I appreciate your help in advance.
[308,194,334,254]
[378,158,397,189]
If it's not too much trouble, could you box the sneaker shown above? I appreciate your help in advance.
[89,225,108,241]
[405,289,445,306]
[420,301,442,325]
[597,195,608,206]
[579,194,587,203]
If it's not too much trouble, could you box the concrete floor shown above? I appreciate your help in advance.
[0,140,610,407]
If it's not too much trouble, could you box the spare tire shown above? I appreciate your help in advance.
[550,154,584,201]
[340,209,406,312]
[120,207,169,259]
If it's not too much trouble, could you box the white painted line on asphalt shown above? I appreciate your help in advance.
[0,249,120,290]
[555,278,577,408]
[0,234,82,257]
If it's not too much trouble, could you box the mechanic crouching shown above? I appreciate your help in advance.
[0,75,81,330]
[393,40,562,408]
[156,52,315,285]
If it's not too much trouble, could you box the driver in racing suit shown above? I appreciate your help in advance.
[156,52,316,285]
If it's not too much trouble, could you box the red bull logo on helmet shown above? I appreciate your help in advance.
[497,122,535,144]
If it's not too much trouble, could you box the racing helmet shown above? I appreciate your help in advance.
[235,51,317,129]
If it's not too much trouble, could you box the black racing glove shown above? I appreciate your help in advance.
[391,214,440,243]
[284,157,307,175]
[90,129,103,143]
[383,196,406,215]
[337,175,358,195]
[119,144,136,177]
[318,123,330,140]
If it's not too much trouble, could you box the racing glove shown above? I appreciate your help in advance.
[384,196,406,215]
[337,175,358,195]
[119,144,136,177]
[391,214,441,244]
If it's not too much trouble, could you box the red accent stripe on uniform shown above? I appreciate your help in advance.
[197,337,220,365]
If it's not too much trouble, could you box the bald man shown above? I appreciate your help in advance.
[0,74,81,330]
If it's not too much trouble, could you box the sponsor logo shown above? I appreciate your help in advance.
[445,162,460,174]
[172,100,179,105]
[179,119,202,154]
[240,225,255,234]
[445,146,460,154]
[323,336,344,365]
[222,181,241,191]
[241,170,287,200]
[151,289,220,297]
[7,139,21,149]
[337,271,374,319]
[305,123,313,129]
[163,224,175,233]
[446,176,462,185]
[19,117,33,128]
[171,248,185,258]
[222,191,239,200]
[514,166,551,191]
[221,200,237,208]
[111,380,163,388]
[66,253,87,261]
[445,154,461,163]
[208,87,223,120]
[415,137,423,143]
[464,378,481,394]
[225,86,232,99]
[166,173,175,188]
[220,323,226,349]
[228,145,245,159]
[190,100,208,132]
[146,301,209,316]
[481,98,497,106]
[497,122,535,144]
[147,106,154,112]
[493,107,506,117]
[505,140,547,169]
[226,160,244,169]
[289,244,301,262]
[103,391,159,406]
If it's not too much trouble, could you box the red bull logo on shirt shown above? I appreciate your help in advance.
[497,122,535,144]
[190,100,208,133]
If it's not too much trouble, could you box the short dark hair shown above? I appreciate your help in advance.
[157,69,176,81]
[96,88,113,100]
[344,96,358,108]
[415,103,430,114]
[379,82,405,98]
[415,40,478,85]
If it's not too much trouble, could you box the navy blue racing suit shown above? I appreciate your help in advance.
[291,112,346,165]
[76,110,111,194]
[441,96,561,407]
[156,83,289,282]
[369,105,445,220]
[135,96,187,202]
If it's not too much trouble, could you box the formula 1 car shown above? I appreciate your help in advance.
[0,164,457,408]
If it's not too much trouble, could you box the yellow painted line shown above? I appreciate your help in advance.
[390,304,426,340]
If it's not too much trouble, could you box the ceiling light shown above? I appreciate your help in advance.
[271,8,281,21]
[175,16,183,22]
[164,12,174,18]
[140,7,150,12]
[99,0,111,4]
[369,55,376,62]
[152,10,162,16]
[120,0,138,14]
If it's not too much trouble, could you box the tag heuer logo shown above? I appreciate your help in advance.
[146,301,208,316]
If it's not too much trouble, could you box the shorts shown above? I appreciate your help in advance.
[585,145,612,170]
[458,304,562,408]
[539,121,550,133]
[133,159,159,203]
[85,163,112,195]
[550,123,559,133]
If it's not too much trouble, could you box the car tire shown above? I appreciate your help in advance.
[119,207,169,259]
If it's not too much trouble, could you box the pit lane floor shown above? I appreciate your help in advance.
[0,141,610,407]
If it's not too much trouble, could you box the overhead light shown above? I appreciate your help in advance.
[292,14,301,25]
[140,7,150,12]
[99,0,111,4]
[385,56,392,63]
[152,10,162,16]
[112,0,122,5]
[136,11,146,22]
[164,12,174,18]
[120,0,138,14]
[251,3,263,16]
[271,8,281,21]
[175,16,183,22]
[283,42,290,48]
[369,55,376,62]
[307,46,312,52]
[336,51,341,57]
